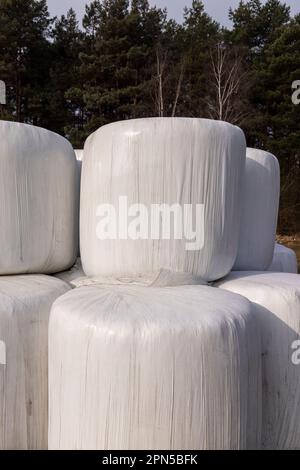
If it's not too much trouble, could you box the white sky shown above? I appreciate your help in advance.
[47,0,300,27]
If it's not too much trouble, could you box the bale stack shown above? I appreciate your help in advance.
[215,147,300,449]
[0,121,78,449]
[1,116,299,451]
[49,118,263,450]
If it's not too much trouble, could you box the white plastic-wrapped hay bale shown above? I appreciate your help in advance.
[233,148,280,271]
[0,275,70,449]
[268,243,298,274]
[81,118,246,282]
[49,285,261,450]
[0,121,78,274]
[215,272,300,449]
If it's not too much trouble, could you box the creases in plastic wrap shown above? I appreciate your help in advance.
[49,285,261,450]
[215,271,300,449]
[0,275,70,450]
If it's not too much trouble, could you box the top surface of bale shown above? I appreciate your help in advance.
[0,273,70,297]
[216,270,299,287]
[52,283,253,328]
[234,148,280,271]
[50,284,256,344]
[81,117,246,282]
[215,271,300,319]
[0,121,79,275]
[215,271,300,297]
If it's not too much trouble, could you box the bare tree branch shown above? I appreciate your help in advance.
[206,43,250,126]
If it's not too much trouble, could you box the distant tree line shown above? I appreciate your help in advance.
[0,0,299,234]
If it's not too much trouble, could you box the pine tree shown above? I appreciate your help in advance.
[48,8,84,140]
[229,0,290,53]
[0,0,52,123]
[77,0,167,140]
[180,0,220,117]
[250,16,300,232]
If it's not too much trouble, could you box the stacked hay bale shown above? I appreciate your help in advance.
[49,118,263,450]
[216,148,300,449]
[215,272,300,449]
[49,284,261,450]
[80,118,246,281]
[0,121,79,449]
[233,148,280,271]
[0,275,70,449]
[0,121,78,274]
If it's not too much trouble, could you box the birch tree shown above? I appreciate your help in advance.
[206,42,249,125]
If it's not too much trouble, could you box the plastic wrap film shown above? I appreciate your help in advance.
[215,272,300,449]
[81,118,246,282]
[0,121,79,274]
[233,148,280,271]
[54,259,208,288]
[268,243,298,274]
[49,285,261,450]
[0,275,70,449]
